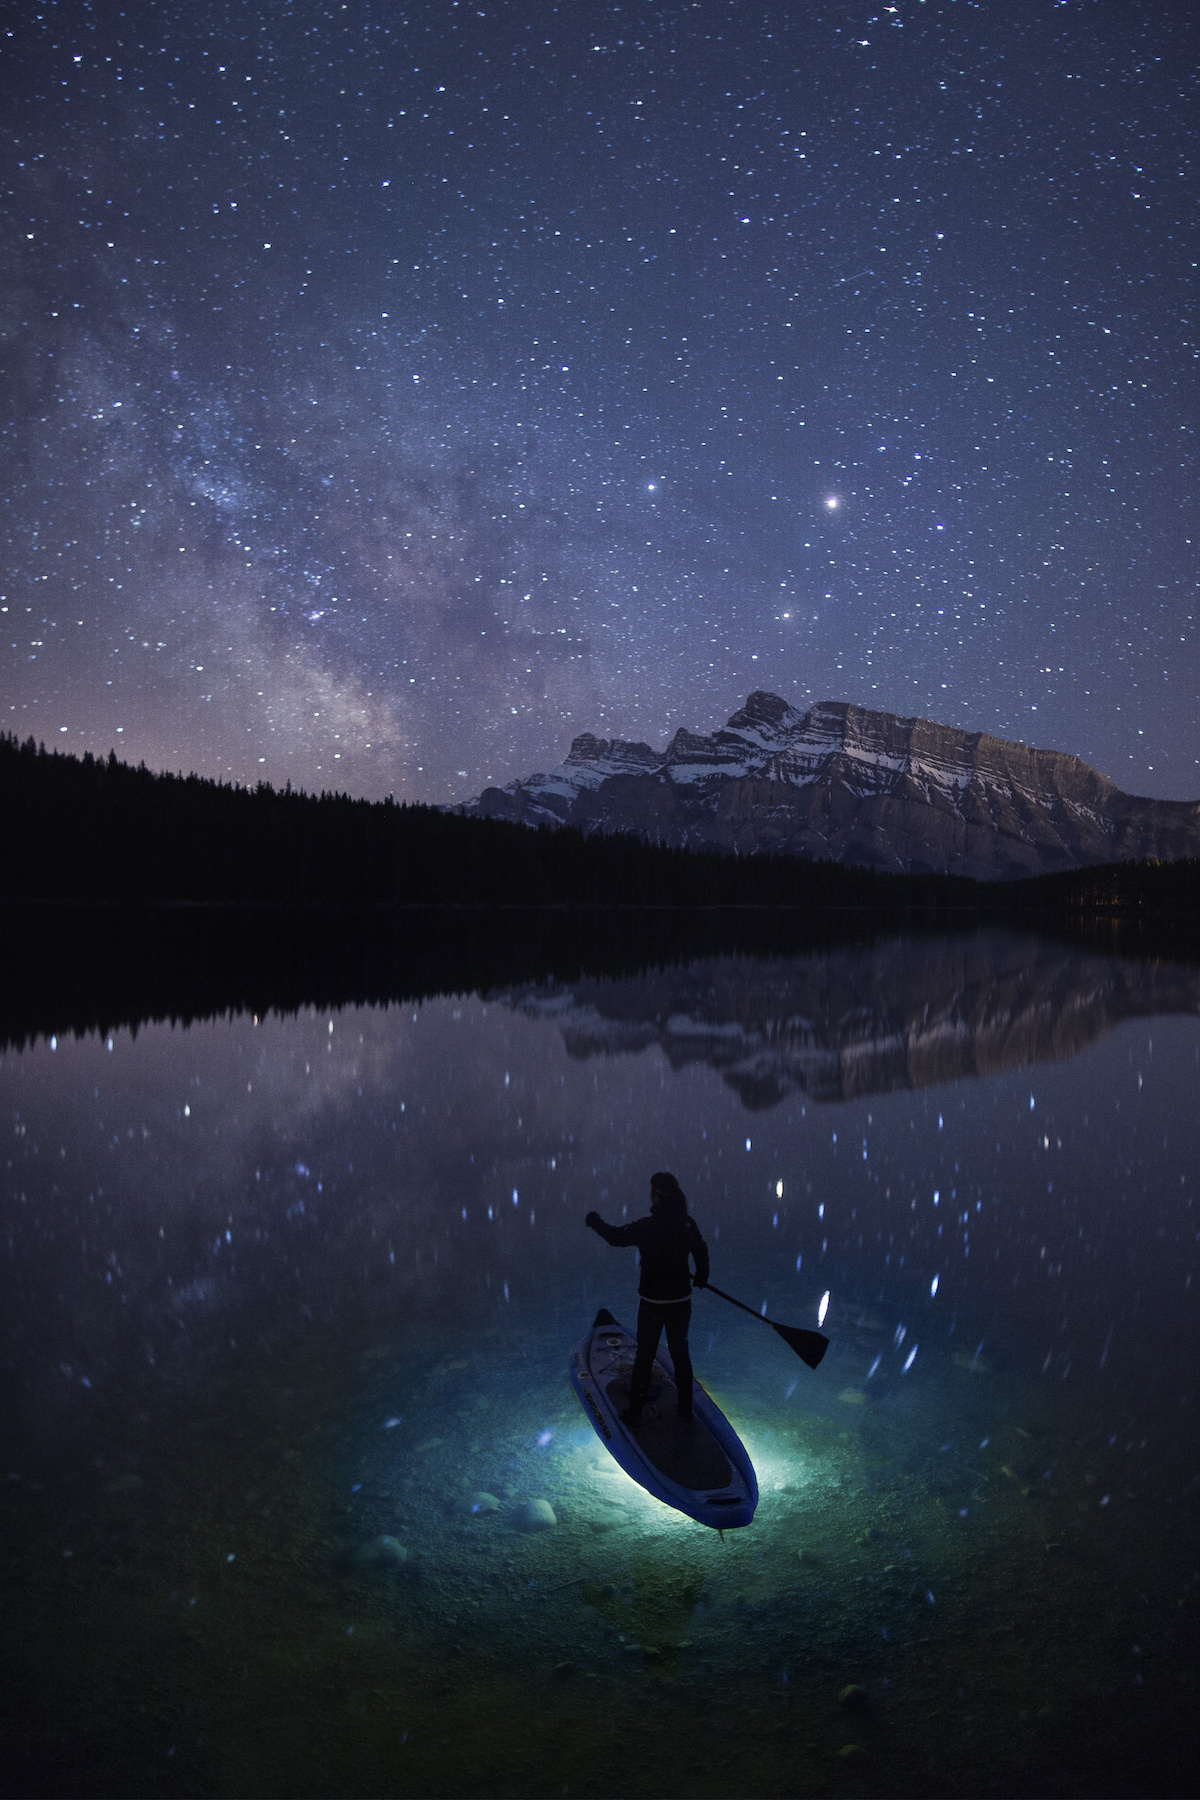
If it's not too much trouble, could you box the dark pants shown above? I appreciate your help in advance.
[630,1298,693,1417]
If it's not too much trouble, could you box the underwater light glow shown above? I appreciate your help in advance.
[740,1432,811,1497]
[577,1452,702,1533]
[818,1290,830,1326]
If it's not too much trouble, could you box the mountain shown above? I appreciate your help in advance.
[500,932,1200,1110]
[461,692,1200,880]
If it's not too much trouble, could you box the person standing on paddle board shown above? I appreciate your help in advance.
[585,1172,710,1424]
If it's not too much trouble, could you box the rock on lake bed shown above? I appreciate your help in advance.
[516,1499,557,1531]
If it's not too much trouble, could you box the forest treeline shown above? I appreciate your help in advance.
[0,732,962,909]
[2,732,1199,917]
[4,734,1199,1048]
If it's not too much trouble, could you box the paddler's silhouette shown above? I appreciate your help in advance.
[585,1171,710,1424]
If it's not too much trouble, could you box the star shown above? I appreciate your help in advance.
[2,0,1192,800]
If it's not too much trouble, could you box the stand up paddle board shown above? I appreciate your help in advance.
[569,1308,758,1529]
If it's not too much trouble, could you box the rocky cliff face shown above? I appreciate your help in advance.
[463,692,1200,879]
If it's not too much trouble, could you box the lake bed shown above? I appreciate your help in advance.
[2,931,1196,1796]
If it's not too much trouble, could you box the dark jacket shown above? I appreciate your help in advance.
[587,1209,710,1302]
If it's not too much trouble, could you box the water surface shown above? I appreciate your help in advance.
[2,930,1197,1797]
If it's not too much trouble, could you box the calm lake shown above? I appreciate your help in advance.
[2,928,1197,1798]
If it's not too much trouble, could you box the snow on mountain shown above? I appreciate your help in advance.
[458,692,1200,880]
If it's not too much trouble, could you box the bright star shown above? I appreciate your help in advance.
[825,496,839,509]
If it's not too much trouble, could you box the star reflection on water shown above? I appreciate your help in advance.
[1,930,1197,1797]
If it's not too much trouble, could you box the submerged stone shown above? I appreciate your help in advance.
[468,1491,501,1514]
[586,1498,628,1533]
[355,1534,409,1568]
[839,1683,868,1709]
[517,1498,557,1531]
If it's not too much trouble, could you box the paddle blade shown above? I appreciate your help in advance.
[773,1322,830,1370]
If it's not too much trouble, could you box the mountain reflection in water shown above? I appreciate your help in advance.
[505,930,1200,1108]
[1,930,1197,1800]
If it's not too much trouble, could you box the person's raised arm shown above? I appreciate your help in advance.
[585,1211,642,1247]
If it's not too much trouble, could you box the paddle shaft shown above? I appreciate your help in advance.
[702,1280,781,1326]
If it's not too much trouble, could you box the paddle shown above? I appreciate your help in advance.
[699,1281,829,1370]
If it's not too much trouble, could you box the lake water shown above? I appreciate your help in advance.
[2,929,1197,1798]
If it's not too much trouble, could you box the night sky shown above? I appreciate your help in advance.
[4,0,1197,804]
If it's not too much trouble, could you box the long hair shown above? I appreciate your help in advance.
[650,1170,688,1236]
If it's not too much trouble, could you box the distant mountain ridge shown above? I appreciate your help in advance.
[461,692,1200,880]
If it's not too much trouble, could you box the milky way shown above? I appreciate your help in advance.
[3,1,1197,801]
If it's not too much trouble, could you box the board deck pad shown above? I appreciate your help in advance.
[569,1310,757,1529]
[604,1373,734,1489]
